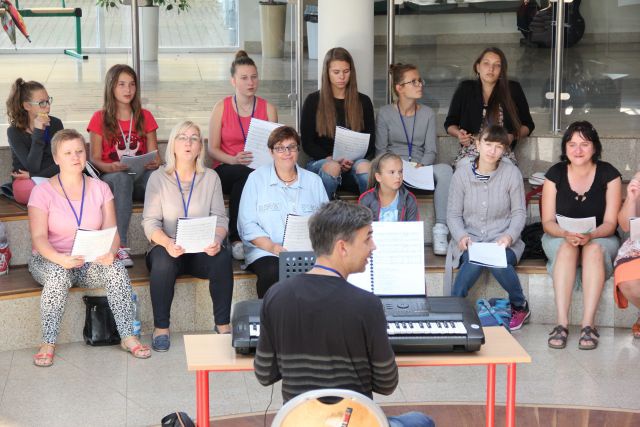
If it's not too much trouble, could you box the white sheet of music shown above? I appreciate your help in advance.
[332,126,370,161]
[121,150,158,176]
[401,160,435,190]
[630,217,640,241]
[244,118,282,170]
[556,214,596,234]
[31,176,48,185]
[468,242,507,268]
[71,226,117,262]
[347,221,425,296]
[175,216,218,253]
[282,214,313,252]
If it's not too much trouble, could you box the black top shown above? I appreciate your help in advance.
[545,161,621,226]
[254,274,398,402]
[301,90,376,161]
[7,116,63,178]
[443,79,535,136]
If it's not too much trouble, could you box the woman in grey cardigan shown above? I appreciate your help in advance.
[446,125,530,330]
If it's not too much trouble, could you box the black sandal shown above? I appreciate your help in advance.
[579,326,599,350]
[548,325,569,349]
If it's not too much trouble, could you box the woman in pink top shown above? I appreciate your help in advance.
[209,50,278,260]
[28,129,150,367]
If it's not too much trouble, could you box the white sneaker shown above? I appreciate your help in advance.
[116,247,134,268]
[432,223,449,256]
[231,241,245,261]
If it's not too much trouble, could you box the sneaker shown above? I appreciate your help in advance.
[509,302,531,331]
[231,241,245,261]
[432,223,449,255]
[116,247,134,268]
[0,245,11,276]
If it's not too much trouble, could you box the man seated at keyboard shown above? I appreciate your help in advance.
[254,201,434,427]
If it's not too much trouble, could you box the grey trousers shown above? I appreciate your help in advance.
[432,163,453,225]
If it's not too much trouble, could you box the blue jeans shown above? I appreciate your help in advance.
[452,248,526,307]
[388,411,435,427]
[306,158,369,198]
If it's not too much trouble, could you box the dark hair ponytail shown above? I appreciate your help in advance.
[230,50,256,76]
[6,78,46,130]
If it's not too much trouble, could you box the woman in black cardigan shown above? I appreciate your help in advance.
[444,47,534,166]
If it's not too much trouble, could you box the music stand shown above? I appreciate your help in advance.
[278,251,316,280]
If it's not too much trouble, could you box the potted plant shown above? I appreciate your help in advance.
[259,0,287,58]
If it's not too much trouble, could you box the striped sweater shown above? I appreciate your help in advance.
[254,274,398,402]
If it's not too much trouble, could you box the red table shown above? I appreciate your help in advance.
[184,326,531,427]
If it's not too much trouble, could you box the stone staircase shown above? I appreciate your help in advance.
[0,134,638,352]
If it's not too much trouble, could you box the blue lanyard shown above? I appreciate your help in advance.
[175,171,197,217]
[57,174,85,227]
[397,103,417,162]
[313,264,344,279]
[233,95,257,143]
[44,127,51,144]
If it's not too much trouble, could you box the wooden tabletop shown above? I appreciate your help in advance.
[184,327,531,372]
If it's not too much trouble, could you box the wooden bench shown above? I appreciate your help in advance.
[14,0,87,60]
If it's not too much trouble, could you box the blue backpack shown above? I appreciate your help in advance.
[476,298,512,331]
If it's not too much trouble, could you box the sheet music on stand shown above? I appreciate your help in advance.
[401,160,434,190]
[282,214,312,252]
[244,118,283,170]
[630,217,640,241]
[347,221,425,296]
[468,242,507,268]
[71,226,117,262]
[332,126,370,161]
[175,216,218,253]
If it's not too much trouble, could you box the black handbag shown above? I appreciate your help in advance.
[161,412,195,427]
[82,296,121,346]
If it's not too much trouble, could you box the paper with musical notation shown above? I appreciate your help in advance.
[401,160,435,190]
[176,216,218,253]
[347,221,425,296]
[556,214,596,234]
[630,217,640,241]
[332,126,370,161]
[121,150,158,176]
[244,118,283,170]
[468,242,507,268]
[282,214,313,252]
[71,226,117,262]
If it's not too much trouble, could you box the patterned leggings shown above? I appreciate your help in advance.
[28,254,135,344]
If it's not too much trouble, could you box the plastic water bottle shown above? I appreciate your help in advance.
[132,293,142,339]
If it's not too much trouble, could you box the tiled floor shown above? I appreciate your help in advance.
[0,324,638,426]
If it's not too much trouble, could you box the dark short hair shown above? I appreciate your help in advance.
[479,125,511,149]
[308,201,373,257]
[267,126,301,150]
[560,121,602,163]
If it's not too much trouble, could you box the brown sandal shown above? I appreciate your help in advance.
[579,326,599,350]
[548,325,569,349]
[632,318,640,339]
[33,343,55,367]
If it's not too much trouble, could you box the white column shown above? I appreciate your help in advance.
[318,0,374,99]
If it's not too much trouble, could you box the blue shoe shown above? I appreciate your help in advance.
[152,334,170,352]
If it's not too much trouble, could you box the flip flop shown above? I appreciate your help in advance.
[120,339,151,359]
[33,344,55,367]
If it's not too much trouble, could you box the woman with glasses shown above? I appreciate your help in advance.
[301,47,375,199]
[88,64,162,268]
[376,63,453,255]
[541,121,621,350]
[238,126,328,297]
[444,47,534,166]
[209,50,278,262]
[142,121,233,351]
[6,78,61,204]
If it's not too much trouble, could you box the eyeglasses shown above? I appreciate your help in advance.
[27,97,53,108]
[272,144,299,153]
[399,78,425,88]
[176,134,201,144]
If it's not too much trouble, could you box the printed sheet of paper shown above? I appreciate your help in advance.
[282,214,313,252]
[401,161,434,190]
[347,221,425,296]
[556,214,596,234]
[31,177,48,185]
[332,126,370,161]
[244,118,283,170]
[630,217,640,241]
[176,216,218,253]
[121,150,158,176]
[468,242,507,268]
[71,227,117,262]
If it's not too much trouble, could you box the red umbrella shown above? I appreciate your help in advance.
[1,0,30,43]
